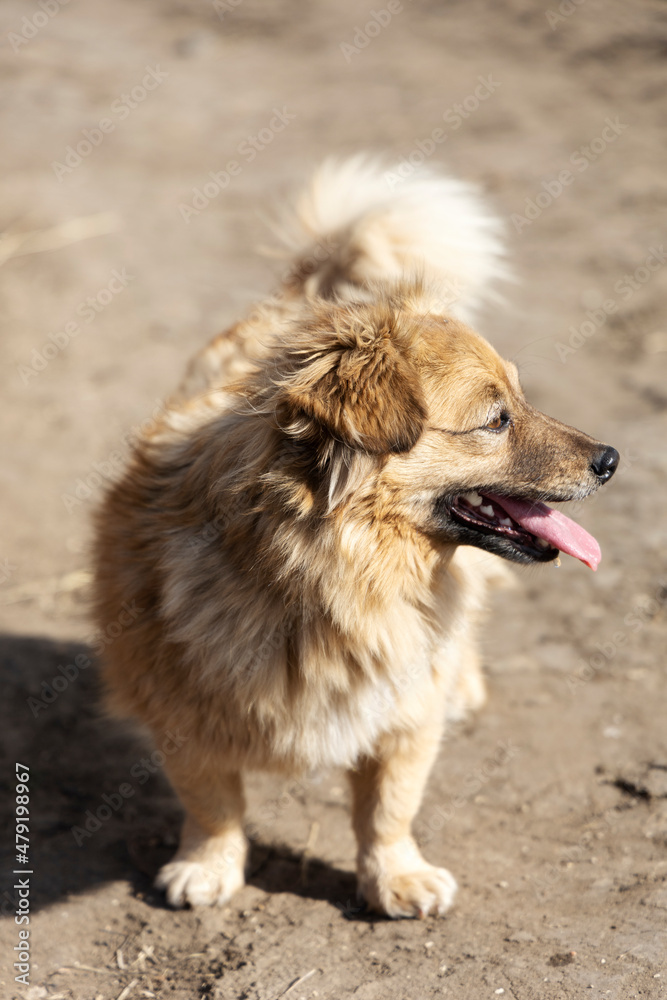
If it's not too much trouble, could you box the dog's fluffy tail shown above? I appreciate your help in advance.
[272,155,508,322]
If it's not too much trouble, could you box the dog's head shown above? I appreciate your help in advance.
[263,292,618,569]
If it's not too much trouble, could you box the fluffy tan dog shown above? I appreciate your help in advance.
[92,157,618,917]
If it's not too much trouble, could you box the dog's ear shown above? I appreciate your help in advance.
[280,310,427,455]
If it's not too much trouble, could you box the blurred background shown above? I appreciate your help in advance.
[1,1,666,998]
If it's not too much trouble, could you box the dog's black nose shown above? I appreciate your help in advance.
[591,446,619,483]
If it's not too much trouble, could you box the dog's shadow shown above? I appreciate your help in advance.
[0,634,362,919]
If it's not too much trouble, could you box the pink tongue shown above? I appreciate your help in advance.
[487,494,601,571]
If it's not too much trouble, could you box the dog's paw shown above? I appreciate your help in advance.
[155,844,246,908]
[156,858,245,907]
[357,839,457,919]
[363,863,457,919]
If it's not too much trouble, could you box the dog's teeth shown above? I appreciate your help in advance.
[499,517,512,526]
[480,505,494,517]
[537,538,550,549]
[464,492,483,506]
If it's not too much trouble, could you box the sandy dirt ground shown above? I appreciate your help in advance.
[1,1,667,998]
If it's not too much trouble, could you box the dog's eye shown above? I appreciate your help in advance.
[486,412,510,431]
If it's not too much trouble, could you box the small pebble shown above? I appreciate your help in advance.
[495,991,505,996]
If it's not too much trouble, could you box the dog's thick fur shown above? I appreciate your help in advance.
[93,158,613,918]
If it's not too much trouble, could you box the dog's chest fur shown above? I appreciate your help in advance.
[158,522,473,771]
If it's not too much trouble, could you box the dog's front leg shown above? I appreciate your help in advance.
[155,761,247,909]
[348,719,457,918]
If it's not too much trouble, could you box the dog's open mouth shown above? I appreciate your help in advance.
[449,491,601,570]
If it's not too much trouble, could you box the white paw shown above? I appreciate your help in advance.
[155,855,245,908]
[358,839,457,918]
